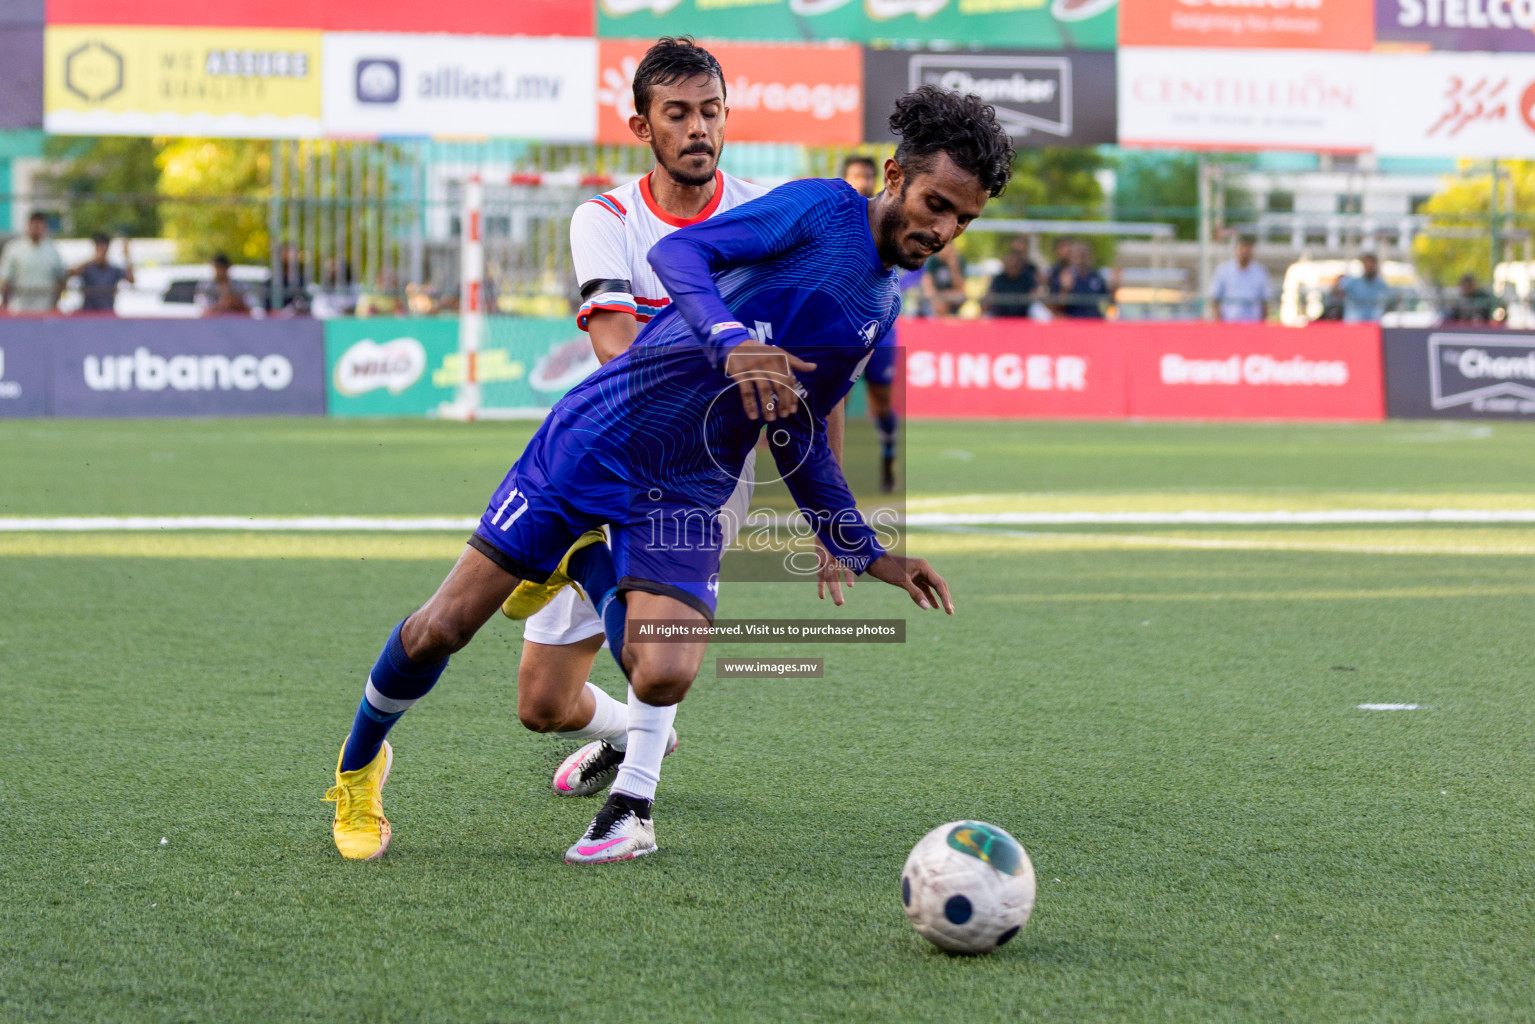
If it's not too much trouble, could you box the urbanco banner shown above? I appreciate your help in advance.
[1384,327,1535,418]
[1119,0,1374,49]
[323,33,597,141]
[1375,0,1535,51]
[863,48,1116,146]
[596,0,1119,50]
[597,39,861,146]
[1371,52,1535,157]
[45,0,594,38]
[48,319,326,417]
[1118,47,1373,151]
[44,25,322,137]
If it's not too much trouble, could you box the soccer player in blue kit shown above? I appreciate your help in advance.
[324,85,1015,863]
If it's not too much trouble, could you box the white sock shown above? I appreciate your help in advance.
[553,682,628,749]
[611,690,677,803]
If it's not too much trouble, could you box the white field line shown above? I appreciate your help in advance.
[1357,703,1422,711]
[4,509,1535,532]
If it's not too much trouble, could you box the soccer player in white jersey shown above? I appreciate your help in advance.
[501,38,778,799]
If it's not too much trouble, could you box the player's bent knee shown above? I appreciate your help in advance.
[516,691,574,732]
[628,668,693,707]
[407,606,478,660]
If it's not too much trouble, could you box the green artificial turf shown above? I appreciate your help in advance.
[1,418,1533,1022]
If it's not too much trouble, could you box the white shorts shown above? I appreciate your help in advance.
[520,450,756,646]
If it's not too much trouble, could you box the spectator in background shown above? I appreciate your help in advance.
[1056,241,1109,319]
[71,233,134,314]
[0,212,66,314]
[841,154,878,199]
[1209,237,1270,322]
[1046,235,1075,308]
[201,253,250,316]
[922,241,967,317]
[270,242,308,313]
[1340,253,1395,323]
[983,236,1040,318]
[1446,273,1500,324]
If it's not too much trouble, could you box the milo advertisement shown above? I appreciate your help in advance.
[597,0,1118,50]
[325,317,598,418]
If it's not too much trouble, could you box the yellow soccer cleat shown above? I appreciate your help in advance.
[324,740,393,860]
[501,528,605,620]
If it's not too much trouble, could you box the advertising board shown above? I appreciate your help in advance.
[1118,47,1373,151]
[900,319,1128,418]
[1371,52,1535,157]
[598,39,861,146]
[45,0,594,38]
[47,318,326,417]
[1121,322,1384,419]
[1384,327,1535,418]
[325,317,596,417]
[1119,0,1374,49]
[0,336,49,417]
[323,33,597,141]
[0,26,43,128]
[596,0,1119,50]
[44,25,322,137]
[1375,0,1535,51]
[863,48,1116,146]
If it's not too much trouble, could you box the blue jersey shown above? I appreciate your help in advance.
[542,177,900,569]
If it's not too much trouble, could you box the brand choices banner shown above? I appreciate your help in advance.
[323,33,597,140]
[1384,327,1535,418]
[598,39,861,146]
[1120,0,1375,49]
[44,25,322,137]
[1375,0,1535,50]
[863,48,1116,146]
[596,0,1119,49]
[1123,321,1383,418]
[45,0,594,38]
[902,320,1384,419]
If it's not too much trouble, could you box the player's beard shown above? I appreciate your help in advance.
[658,142,718,188]
[876,187,941,271]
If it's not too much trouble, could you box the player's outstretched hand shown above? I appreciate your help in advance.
[865,554,954,614]
[725,341,816,422]
[814,540,855,606]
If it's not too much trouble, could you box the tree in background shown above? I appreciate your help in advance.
[971,147,1110,262]
[157,139,271,263]
[35,136,162,238]
[1413,160,1535,286]
[1113,150,1199,240]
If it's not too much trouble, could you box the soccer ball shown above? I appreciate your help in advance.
[901,820,1036,954]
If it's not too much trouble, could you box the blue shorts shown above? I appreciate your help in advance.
[469,417,724,619]
[863,344,897,387]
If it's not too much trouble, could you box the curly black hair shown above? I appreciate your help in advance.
[633,37,725,118]
[888,85,1014,198]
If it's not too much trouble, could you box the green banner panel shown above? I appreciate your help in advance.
[597,0,1117,50]
[325,318,459,417]
[325,317,598,418]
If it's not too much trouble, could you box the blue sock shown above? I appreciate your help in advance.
[340,620,448,772]
[566,541,628,678]
[876,410,899,460]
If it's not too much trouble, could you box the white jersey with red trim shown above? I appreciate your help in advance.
[571,169,767,331]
